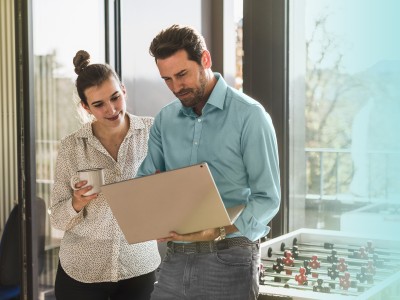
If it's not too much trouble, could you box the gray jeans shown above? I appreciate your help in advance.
[151,241,260,300]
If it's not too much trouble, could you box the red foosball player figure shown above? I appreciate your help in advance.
[295,267,308,285]
[308,255,320,278]
[282,250,294,275]
[339,272,351,290]
[337,258,348,273]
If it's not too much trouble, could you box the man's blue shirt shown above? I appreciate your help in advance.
[137,73,281,241]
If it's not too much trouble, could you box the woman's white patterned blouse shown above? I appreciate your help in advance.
[49,113,161,283]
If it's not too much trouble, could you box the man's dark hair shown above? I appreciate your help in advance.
[149,24,207,65]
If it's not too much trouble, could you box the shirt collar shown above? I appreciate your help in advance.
[180,72,227,116]
[207,72,227,110]
[76,112,144,139]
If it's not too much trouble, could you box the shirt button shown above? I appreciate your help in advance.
[197,119,202,122]
[194,142,198,145]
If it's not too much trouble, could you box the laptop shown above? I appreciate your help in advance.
[102,163,244,244]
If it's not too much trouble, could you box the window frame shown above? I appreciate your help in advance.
[242,0,289,238]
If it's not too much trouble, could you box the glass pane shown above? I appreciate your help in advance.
[32,0,105,297]
[120,0,202,116]
[234,0,243,91]
[121,0,244,115]
[290,0,400,239]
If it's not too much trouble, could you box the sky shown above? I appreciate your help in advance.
[33,0,105,78]
[305,0,400,74]
[33,0,400,78]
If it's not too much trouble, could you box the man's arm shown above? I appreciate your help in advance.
[233,104,281,241]
[136,113,166,177]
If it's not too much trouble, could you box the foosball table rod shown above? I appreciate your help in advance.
[290,245,400,262]
[279,242,400,263]
[262,263,385,282]
[261,256,393,278]
[266,247,399,268]
[260,280,361,297]
[292,239,400,256]
[260,269,373,290]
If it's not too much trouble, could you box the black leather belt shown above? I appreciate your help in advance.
[167,237,259,253]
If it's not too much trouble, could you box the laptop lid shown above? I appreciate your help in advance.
[102,163,238,244]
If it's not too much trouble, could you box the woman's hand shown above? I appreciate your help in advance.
[71,180,99,212]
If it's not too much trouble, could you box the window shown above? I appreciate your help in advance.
[120,0,202,117]
[32,0,105,294]
[289,0,400,239]
[120,0,244,116]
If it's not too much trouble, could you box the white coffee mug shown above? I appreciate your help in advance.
[70,168,104,196]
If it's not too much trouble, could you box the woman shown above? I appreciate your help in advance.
[49,50,160,300]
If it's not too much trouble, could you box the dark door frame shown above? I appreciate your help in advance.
[243,0,289,238]
[15,0,38,298]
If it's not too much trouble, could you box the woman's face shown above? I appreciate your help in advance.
[82,76,127,128]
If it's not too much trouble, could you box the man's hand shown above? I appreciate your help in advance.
[158,224,238,242]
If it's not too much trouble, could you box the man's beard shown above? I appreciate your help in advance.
[176,68,207,108]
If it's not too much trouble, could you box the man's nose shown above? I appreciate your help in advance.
[171,79,184,94]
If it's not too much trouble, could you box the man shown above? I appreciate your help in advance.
[137,24,281,300]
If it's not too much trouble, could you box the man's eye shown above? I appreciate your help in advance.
[93,103,103,108]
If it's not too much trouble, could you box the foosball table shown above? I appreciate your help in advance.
[258,228,400,299]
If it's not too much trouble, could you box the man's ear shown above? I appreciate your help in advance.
[201,50,212,69]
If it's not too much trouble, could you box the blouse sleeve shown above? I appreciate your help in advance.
[48,137,85,231]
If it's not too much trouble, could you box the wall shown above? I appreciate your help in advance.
[0,0,18,230]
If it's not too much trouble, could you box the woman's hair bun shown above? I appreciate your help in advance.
[73,50,90,75]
